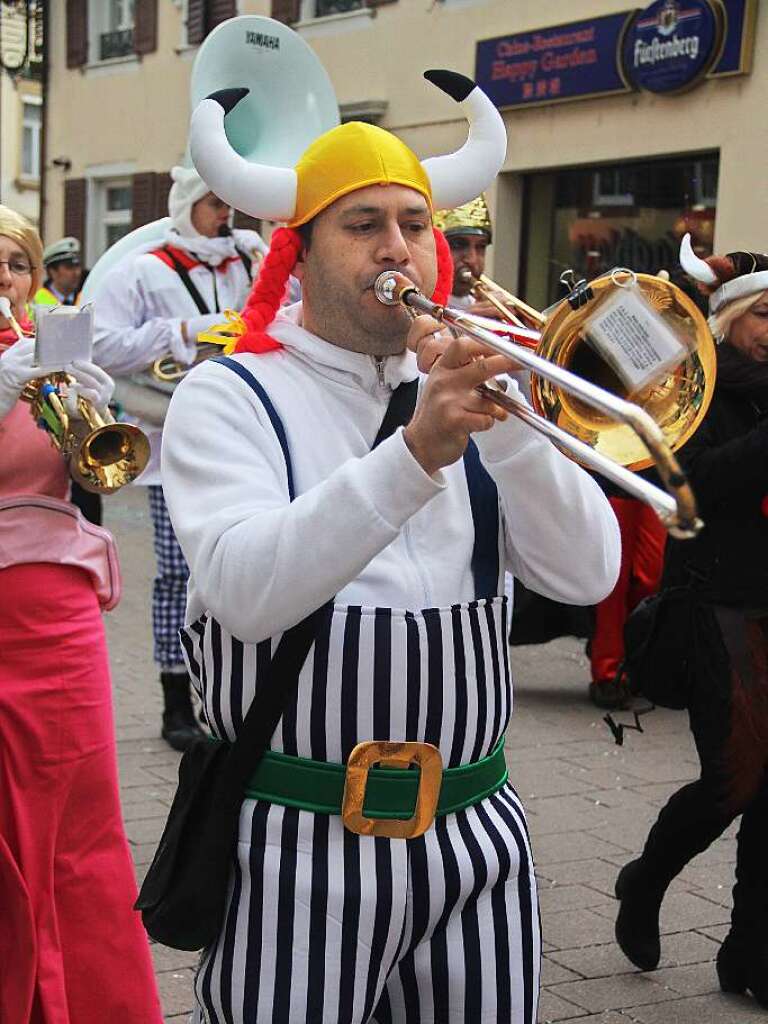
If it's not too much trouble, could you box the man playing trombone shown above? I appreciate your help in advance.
[162,70,620,1023]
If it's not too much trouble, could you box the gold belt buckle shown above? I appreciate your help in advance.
[342,740,443,839]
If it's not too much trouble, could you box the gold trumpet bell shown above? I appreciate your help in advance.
[531,273,717,471]
[72,421,151,494]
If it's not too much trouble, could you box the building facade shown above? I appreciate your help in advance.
[44,0,763,308]
[0,1,44,227]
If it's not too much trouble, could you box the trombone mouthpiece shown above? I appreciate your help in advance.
[374,271,417,307]
[458,267,474,285]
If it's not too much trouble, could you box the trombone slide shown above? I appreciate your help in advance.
[374,270,701,540]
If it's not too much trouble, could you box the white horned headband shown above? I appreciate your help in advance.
[188,70,508,228]
[680,232,768,314]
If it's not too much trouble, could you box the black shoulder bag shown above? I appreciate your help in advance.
[135,375,418,951]
[622,569,716,711]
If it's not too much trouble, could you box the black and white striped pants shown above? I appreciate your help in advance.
[193,783,540,1024]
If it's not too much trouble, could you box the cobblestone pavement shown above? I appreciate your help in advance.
[104,488,760,1024]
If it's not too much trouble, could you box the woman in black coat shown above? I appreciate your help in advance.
[614,242,768,1008]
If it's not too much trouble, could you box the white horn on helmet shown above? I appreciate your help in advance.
[189,88,298,222]
[421,70,507,212]
[679,232,719,286]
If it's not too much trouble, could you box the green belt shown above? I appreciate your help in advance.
[244,739,508,819]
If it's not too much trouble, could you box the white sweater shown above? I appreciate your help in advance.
[161,305,621,644]
[91,229,265,485]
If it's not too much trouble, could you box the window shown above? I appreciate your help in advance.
[297,0,364,19]
[95,0,136,60]
[21,99,42,181]
[521,153,720,310]
[314,0,364,15]
[91,178,133,259]
[592,167,634,207]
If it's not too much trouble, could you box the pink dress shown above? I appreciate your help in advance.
[0,330,162,1023]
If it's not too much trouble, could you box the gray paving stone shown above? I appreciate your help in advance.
[538,989,591,1021]
[540,908,618,951]
[542,955,584,986]
[538,883,613,915]
[629,993,768,1023]
[651,962,721,997]
[548,931,720,981]
[549,973,676,1013]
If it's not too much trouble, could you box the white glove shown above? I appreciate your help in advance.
[63,360,115,419]
[171,313,225,366]
[0,338,42,422]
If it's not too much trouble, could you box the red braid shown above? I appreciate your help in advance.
[234,227,303,353]
[235,224,455,355]
[432,228,453,306]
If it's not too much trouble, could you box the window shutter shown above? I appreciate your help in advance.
[155,172,173,220]
[63,179,87,260]
[270,0,301,26]
[134,0,158,55]
[186,0,206,45]
[209,0,237,30]
[131,172,158,229]
[366,0,397,6]
[66,0,88,69]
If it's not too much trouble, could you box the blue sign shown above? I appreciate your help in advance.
[475,12,634,110]
[621,0,724,93]
[711,0,757,76]
[475,0,753,110]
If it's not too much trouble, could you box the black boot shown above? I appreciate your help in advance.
[614,858,666,971]
[717,935,768,1007]
[161,671,204,752]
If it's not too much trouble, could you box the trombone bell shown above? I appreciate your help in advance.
[532,272,715,471]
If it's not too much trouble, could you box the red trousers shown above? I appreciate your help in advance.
[590,497,667,684]
[0,563,162,1023]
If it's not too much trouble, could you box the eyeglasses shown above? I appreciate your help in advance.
[0,259,34,276]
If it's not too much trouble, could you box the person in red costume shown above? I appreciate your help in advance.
[0,204,162,1024]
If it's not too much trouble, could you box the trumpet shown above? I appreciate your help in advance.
[1,302,150,493]
[375,269,716,540]
[458,268,546,336]
[22,374,151,493]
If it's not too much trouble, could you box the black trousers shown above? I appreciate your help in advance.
[70,481,103,526]
[637,612,768,938]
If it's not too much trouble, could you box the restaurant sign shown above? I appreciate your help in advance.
[475,0,754,110]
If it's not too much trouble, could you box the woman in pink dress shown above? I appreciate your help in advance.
[0,205,162,1023]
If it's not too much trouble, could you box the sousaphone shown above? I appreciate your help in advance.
[81,15,340,423]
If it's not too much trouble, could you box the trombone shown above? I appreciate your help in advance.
[458,268,546,336]
[375,270,714,540]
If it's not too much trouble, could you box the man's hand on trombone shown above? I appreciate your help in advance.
[402,314,521,477]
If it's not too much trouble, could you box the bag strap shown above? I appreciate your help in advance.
[372,378,418,448]
[159,245,212,315]
[235,246,253,280]
[210,360,420,787]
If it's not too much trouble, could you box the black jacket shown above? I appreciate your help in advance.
[664,345,768,609]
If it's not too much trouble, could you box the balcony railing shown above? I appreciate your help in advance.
[99,28,134,61]
[315,0,364,17]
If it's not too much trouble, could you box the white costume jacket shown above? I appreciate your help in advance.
[92,228,265,485]
[162,303,619,649]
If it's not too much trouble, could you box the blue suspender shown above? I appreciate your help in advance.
[213,356,296,501]
[462,441,500,600]
[213,356,500,600]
